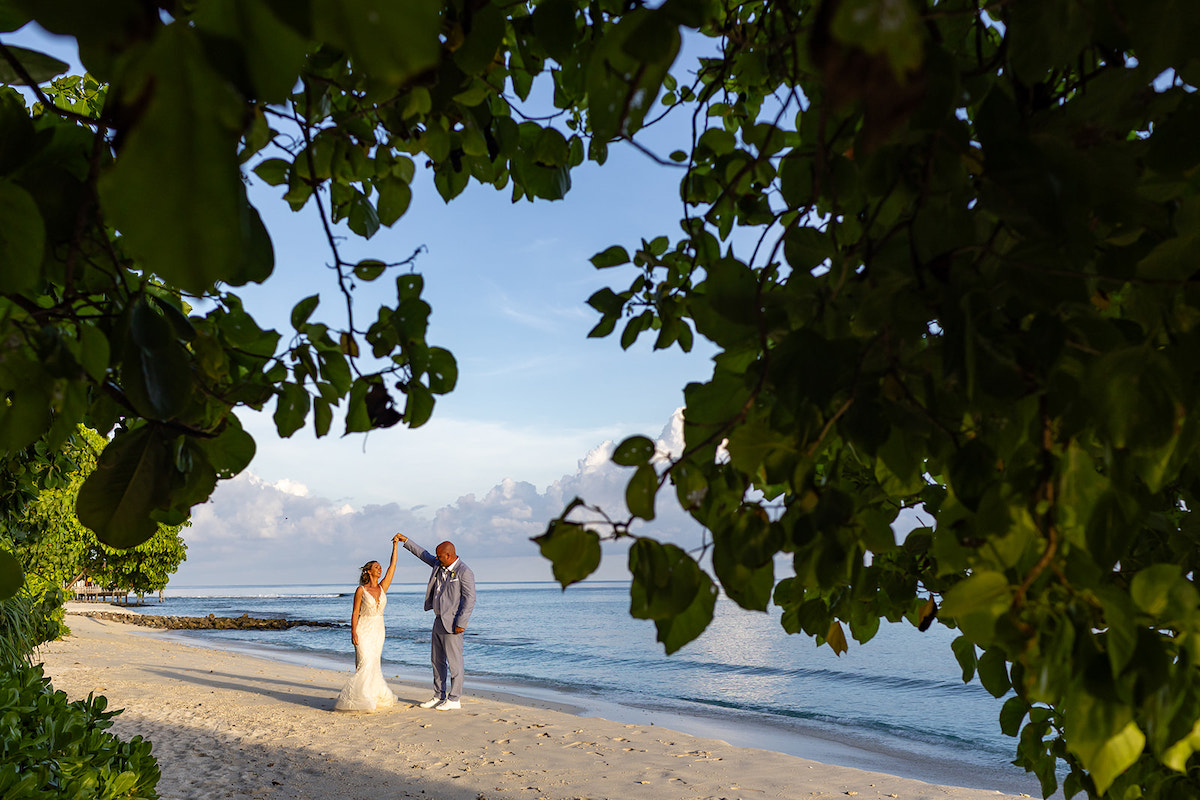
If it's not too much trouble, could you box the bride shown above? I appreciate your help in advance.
[335,533,403,712]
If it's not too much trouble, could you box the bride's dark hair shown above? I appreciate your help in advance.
[359,562,378,586]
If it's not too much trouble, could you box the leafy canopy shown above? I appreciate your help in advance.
[3,0,1200,798]
[13,427,188,599]
[531,1,1200,798]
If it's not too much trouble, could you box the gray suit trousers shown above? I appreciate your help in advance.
[431,617,464,700]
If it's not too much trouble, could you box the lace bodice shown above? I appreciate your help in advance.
[359,588,386,618]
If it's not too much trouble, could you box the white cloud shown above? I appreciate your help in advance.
[173,410,705,586]
[233,408,656,511]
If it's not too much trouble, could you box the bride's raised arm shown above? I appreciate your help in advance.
[380,533,402,591]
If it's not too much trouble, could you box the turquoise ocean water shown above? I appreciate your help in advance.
[134,581,1043,795]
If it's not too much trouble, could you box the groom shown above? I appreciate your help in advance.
[394,534,476,711]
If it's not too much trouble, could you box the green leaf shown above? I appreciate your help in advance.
[98,25,248,294]
[704,257,758,325]
[273,382,310,438]
[510,156,570,200]
[311,0,441,86]
[874,428,926,496]
[122,298,194,420]
[0,179,44,293]
[782,227,832,273]
[191,0,309,103]
[163,437,219,514]
[533,520,601,588]
[671,459,708,510]
[318,348,351,394]
[20,0,146,47]
[977,647,1012,698]
[254,157,291,186]
[647,566,718,654]
[426,347,458,394]
[78,325,110,382]
[612,435,656,466]
[1073,718,1145,795]
[1162,717,1200,773]
[434,165,470,201]
[354,259,387,282]
[0,6,30,33]
[376,175,412,226]
[534,127,570,166]
[347,189,380,238]
[948,439,997,513]
[629,539,702,620]
[0,45,68,84]
[195,419,256,480]
[1097,586,1138,676]
[1000,696,1027,737]
[712,529,773,612]
[403,380,434,427]
[626,464,658,521]
[313,396,332,437]
[938,571,1013,645]
[778,151,814,209]
[452,1,505,74]
[291,294,320,329]
[344,378,371,433]
[396,273,424,301]
[0,357,51,450]
[725,420,793,481]
[830,0,924,79]
[951,636,977,682]
[1086,348,1180,451]
[531,0,577,63]
[698,127,736,156]
[1057,441,1108,549]
[75,425,173,549]
[1136,233,1200,281]
[1146,94,1200,174]
[1130,563,1192,622]
[0,549,23,600]
[587,8,680,141]
[591,245,631,268]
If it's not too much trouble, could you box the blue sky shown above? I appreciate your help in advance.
[7,21,720,586]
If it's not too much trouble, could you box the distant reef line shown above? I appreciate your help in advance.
[66,610,345,630]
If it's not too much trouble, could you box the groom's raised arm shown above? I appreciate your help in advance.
[395,533,438,569]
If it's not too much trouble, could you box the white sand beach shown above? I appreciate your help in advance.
[35,611,1033,800]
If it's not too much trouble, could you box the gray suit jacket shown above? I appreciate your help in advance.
[403,539,476,632]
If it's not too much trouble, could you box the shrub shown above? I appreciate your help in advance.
[0,662,159,799]
[0,581,67,666]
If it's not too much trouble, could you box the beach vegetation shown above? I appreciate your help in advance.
[0,588,158,798]
[0,0,1199,797]
[0,662,160,799]
[0,588,41,665]
[12,427,188,607]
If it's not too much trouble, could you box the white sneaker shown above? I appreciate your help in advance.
[419,696,443,708]
[435,699,461,711]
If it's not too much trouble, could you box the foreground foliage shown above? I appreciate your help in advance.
[533,1,1200,798]
[0,592,159,800]
[3,0,1200,797]
[0,662,159,800]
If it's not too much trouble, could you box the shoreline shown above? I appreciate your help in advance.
[41,609,1038,800]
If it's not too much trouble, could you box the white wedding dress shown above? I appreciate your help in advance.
[334,589,398,712]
